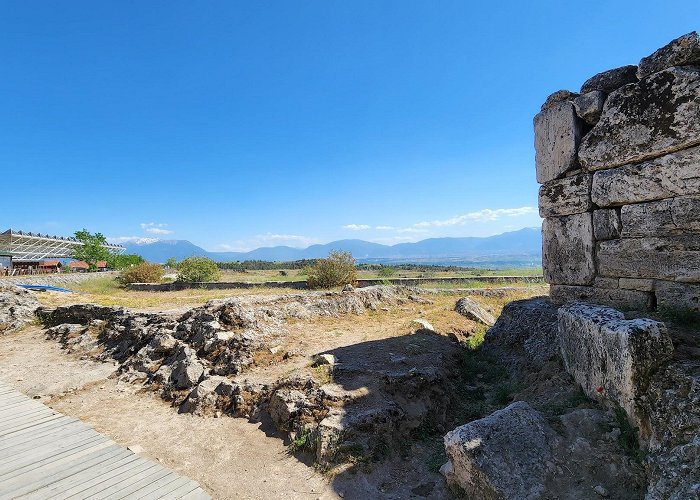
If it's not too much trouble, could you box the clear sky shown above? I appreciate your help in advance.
[2,1,698,251]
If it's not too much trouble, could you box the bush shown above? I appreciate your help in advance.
[307,251,357,289]
[177,256,221,282]
[118,262,164,284]
[377,266,395,277]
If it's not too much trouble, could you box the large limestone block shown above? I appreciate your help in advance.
[534,102,584,183]
[593,208,621,240]
[573,90,606,125]
[0,282,40,333]
[558,303,673,438]
[597,236,700,282]
[540,89,579,111]
[442,401,560,499]
[550,285,653,310]
[542,213,595,285]
[580,65,638,93]
[655,280,700,313]
[538,173,592,217]
[591,145,700,207]
[638,31,700,79]
[579,66,700,171]
[621,196,700,237]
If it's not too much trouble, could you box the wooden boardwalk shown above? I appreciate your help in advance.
[0,381,210,499]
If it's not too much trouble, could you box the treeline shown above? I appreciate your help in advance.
[356,263,482,273]
[216,259,319,271]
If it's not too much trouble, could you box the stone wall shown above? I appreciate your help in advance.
[535,32,700,312]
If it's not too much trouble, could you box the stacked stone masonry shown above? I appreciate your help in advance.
[535,31,700,312]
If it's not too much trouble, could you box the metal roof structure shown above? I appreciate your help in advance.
[0,229,125,262]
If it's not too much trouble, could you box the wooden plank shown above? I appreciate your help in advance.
[142,476,196,499]
[0,413,67,436]
[0,433,107,477]
[154,480,201,499]
[2,442,129,497]
[63,460,163,498]
[180,489,211,500]
[0,404,51,422]
[0,425,97,462]
[0,419,85,452]
[0,406,59,426]
[22,449,136,499]
[0,400,41,416]
[128,472,182,499]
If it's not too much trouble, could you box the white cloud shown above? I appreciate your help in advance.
[343,224,371,231]
[109,236,160,244]
[414,207,537,227]
[375,225,395,230]
[140,222,174,235]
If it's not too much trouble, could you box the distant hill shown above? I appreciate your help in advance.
[123,227,542,264]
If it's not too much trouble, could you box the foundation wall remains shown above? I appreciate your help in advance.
[535,32,700,312]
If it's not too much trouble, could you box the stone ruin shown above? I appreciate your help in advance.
[535,31,700,313]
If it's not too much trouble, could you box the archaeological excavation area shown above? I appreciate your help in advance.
[1,32,699,500]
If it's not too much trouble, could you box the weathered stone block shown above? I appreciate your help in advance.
[550,285,653,310]
[621,196,700,237]
[593,208,621,240]
[442,401,560,499]
[540,89,579,111]
[579,66,700,171]
[638,31,700,79]
[618,278,655,292]
[580,65,638,93]
[542,213,595,285]
[534,102,584,183]
[591,145,700,207]
[655,280,700,313]
[558,303,673,439]
[597,236,700,282]
[573,90,606,125]
[593,277,619,289]
[538,173,592,217]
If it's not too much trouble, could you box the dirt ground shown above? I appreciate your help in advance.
[0,286,543,499]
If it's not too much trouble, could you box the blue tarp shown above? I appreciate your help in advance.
[17,284,74,293]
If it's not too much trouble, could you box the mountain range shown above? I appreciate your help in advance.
[122,227,542,264]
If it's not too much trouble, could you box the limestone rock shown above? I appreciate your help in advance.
[0,282,40,333]
[573,90,606,124]
[592,209,621,240]
[542,213,595,285]
[655,280,700,312]
[618,278,655,292]
[580,65,638,93]
[482,297,559,370]
[541,89,579,111]
[621,196,700,237]
[597,236,700,282]
[312,353,337,366]
[442,401,560,499]
[534,101,584,183]
[591,145,700,207]
[593,277,619,289]
[550,285,653,310]
[169,346,205,390]
[538,173,592,217]
[558,303,673,438]
[579,66,700,171]
[412,319,435,332]
[454,297,495,326]
[638,31,700,79]
[269,388,309,430]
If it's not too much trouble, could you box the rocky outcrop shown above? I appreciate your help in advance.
[637,31,700,79]
[0,282,39,333]
[580,64,638,93]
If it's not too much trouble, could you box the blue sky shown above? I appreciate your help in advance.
[2,1,698,251]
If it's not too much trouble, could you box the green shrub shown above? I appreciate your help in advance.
[118,262,164,284]
[176,256,221,282]
[377,266,395,277]
[307,251,357,289]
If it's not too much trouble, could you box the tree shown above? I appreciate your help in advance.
[165,257,178,269]
[307,251,357,289]
[176,256,221,282]
[118,262,164,284]
[72,229,110,271]
[107,253,145,270]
